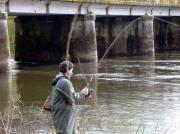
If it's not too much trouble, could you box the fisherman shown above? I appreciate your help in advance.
[50,60,91,134]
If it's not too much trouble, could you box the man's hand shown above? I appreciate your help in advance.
[81,87,89,96]
[81,87,93,99]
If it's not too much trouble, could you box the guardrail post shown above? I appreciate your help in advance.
[0,12,10,73]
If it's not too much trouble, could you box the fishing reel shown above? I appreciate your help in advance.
[85,88,94,98]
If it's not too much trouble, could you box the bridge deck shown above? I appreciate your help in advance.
[65,0,180,7]
[0,0,180,16]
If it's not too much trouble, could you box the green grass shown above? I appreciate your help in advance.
[8,16,15,57]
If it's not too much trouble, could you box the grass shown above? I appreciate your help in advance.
[7,16,15,57]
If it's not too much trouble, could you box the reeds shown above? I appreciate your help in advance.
[0,94,177,134]
[0,94,23,134]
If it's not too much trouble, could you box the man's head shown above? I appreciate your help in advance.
[59,61,74,78]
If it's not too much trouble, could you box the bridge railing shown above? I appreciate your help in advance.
[64,0,180,7]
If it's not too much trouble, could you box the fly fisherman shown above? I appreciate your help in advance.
[50,60,91,134]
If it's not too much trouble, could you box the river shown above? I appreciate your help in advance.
[0,52,180,134]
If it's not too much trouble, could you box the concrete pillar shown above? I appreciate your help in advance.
[138,15,154,57]
[112,17,128,55]
[71,13,97,62]
[96,17,109,58]
[166,23,173,50]
[0,12,10,73]
[171,18,180,50]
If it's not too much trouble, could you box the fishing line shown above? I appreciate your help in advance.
[101,15,180,65]
[77,57,88,85]
[63,1,95,89]
[79,16,180,84]
[66,4,82,60]
[89,16,180,83]
[77,57,93,89]
[77,16,142,87]
[65,4,82,74]
[98,16,142,67]
[76,15,180,132]
[154,17,180,28]
[97,16,180,69]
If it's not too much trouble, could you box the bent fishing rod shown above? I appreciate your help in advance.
[65,4,82,61]
[64,3,94,94]
[77,57,94,95]
[154,17,180,28]
[87,16,180,88]
[65,2,92,60]
[98,16,142,66]
[84,16,180,89]
[76,16,143,92]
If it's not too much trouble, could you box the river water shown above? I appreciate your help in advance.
[1,52,180,134]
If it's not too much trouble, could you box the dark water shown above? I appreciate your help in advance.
[1,52,180,134]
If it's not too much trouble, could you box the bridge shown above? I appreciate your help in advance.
[1,0,180,72]
[0,0,180,16]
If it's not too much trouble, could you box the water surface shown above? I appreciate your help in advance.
[1,52,180,134]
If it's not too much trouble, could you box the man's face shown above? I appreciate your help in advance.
[66,68,73,79]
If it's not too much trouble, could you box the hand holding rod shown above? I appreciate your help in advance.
[77,57,94,95]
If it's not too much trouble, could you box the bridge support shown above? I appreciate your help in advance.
[15,15,97,63]
[138,15,154,57]
[71,13,97,62]
[0,12,10,73]
[14,16,71,63]
[170,18,180,50]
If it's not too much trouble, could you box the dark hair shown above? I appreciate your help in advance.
[59,61,74,73]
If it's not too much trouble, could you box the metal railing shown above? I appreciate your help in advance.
[64,0,180,7]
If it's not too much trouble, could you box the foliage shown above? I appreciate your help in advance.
[8,16,15,56]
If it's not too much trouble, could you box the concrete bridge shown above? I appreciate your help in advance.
[1,0,180,16]
[1,0,180,72]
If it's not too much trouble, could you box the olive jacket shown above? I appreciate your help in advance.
[50,73,85,134]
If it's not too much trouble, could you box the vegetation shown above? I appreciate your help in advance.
[0,94,23,134]
[8,16,15,57]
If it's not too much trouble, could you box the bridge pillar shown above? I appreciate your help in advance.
[138,15,154,57]
[0,12,10,73]
[71,13,97,62]
[170,18,180,50]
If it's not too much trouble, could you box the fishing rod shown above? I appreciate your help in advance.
[77,57,94,96]
[77,57,88,85]
[98,16,142,66]
[88,16,180,87]
[64,3,94,94]
[77,16,142,93]
[68,15,180,90]
[154,17,180,28]
[98,16,180,69]
[65,4,82,60]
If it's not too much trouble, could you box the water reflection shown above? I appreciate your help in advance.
[0,72,11,114]
[1,53,180,133]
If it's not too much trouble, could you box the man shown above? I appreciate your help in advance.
[50,60,91,134]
